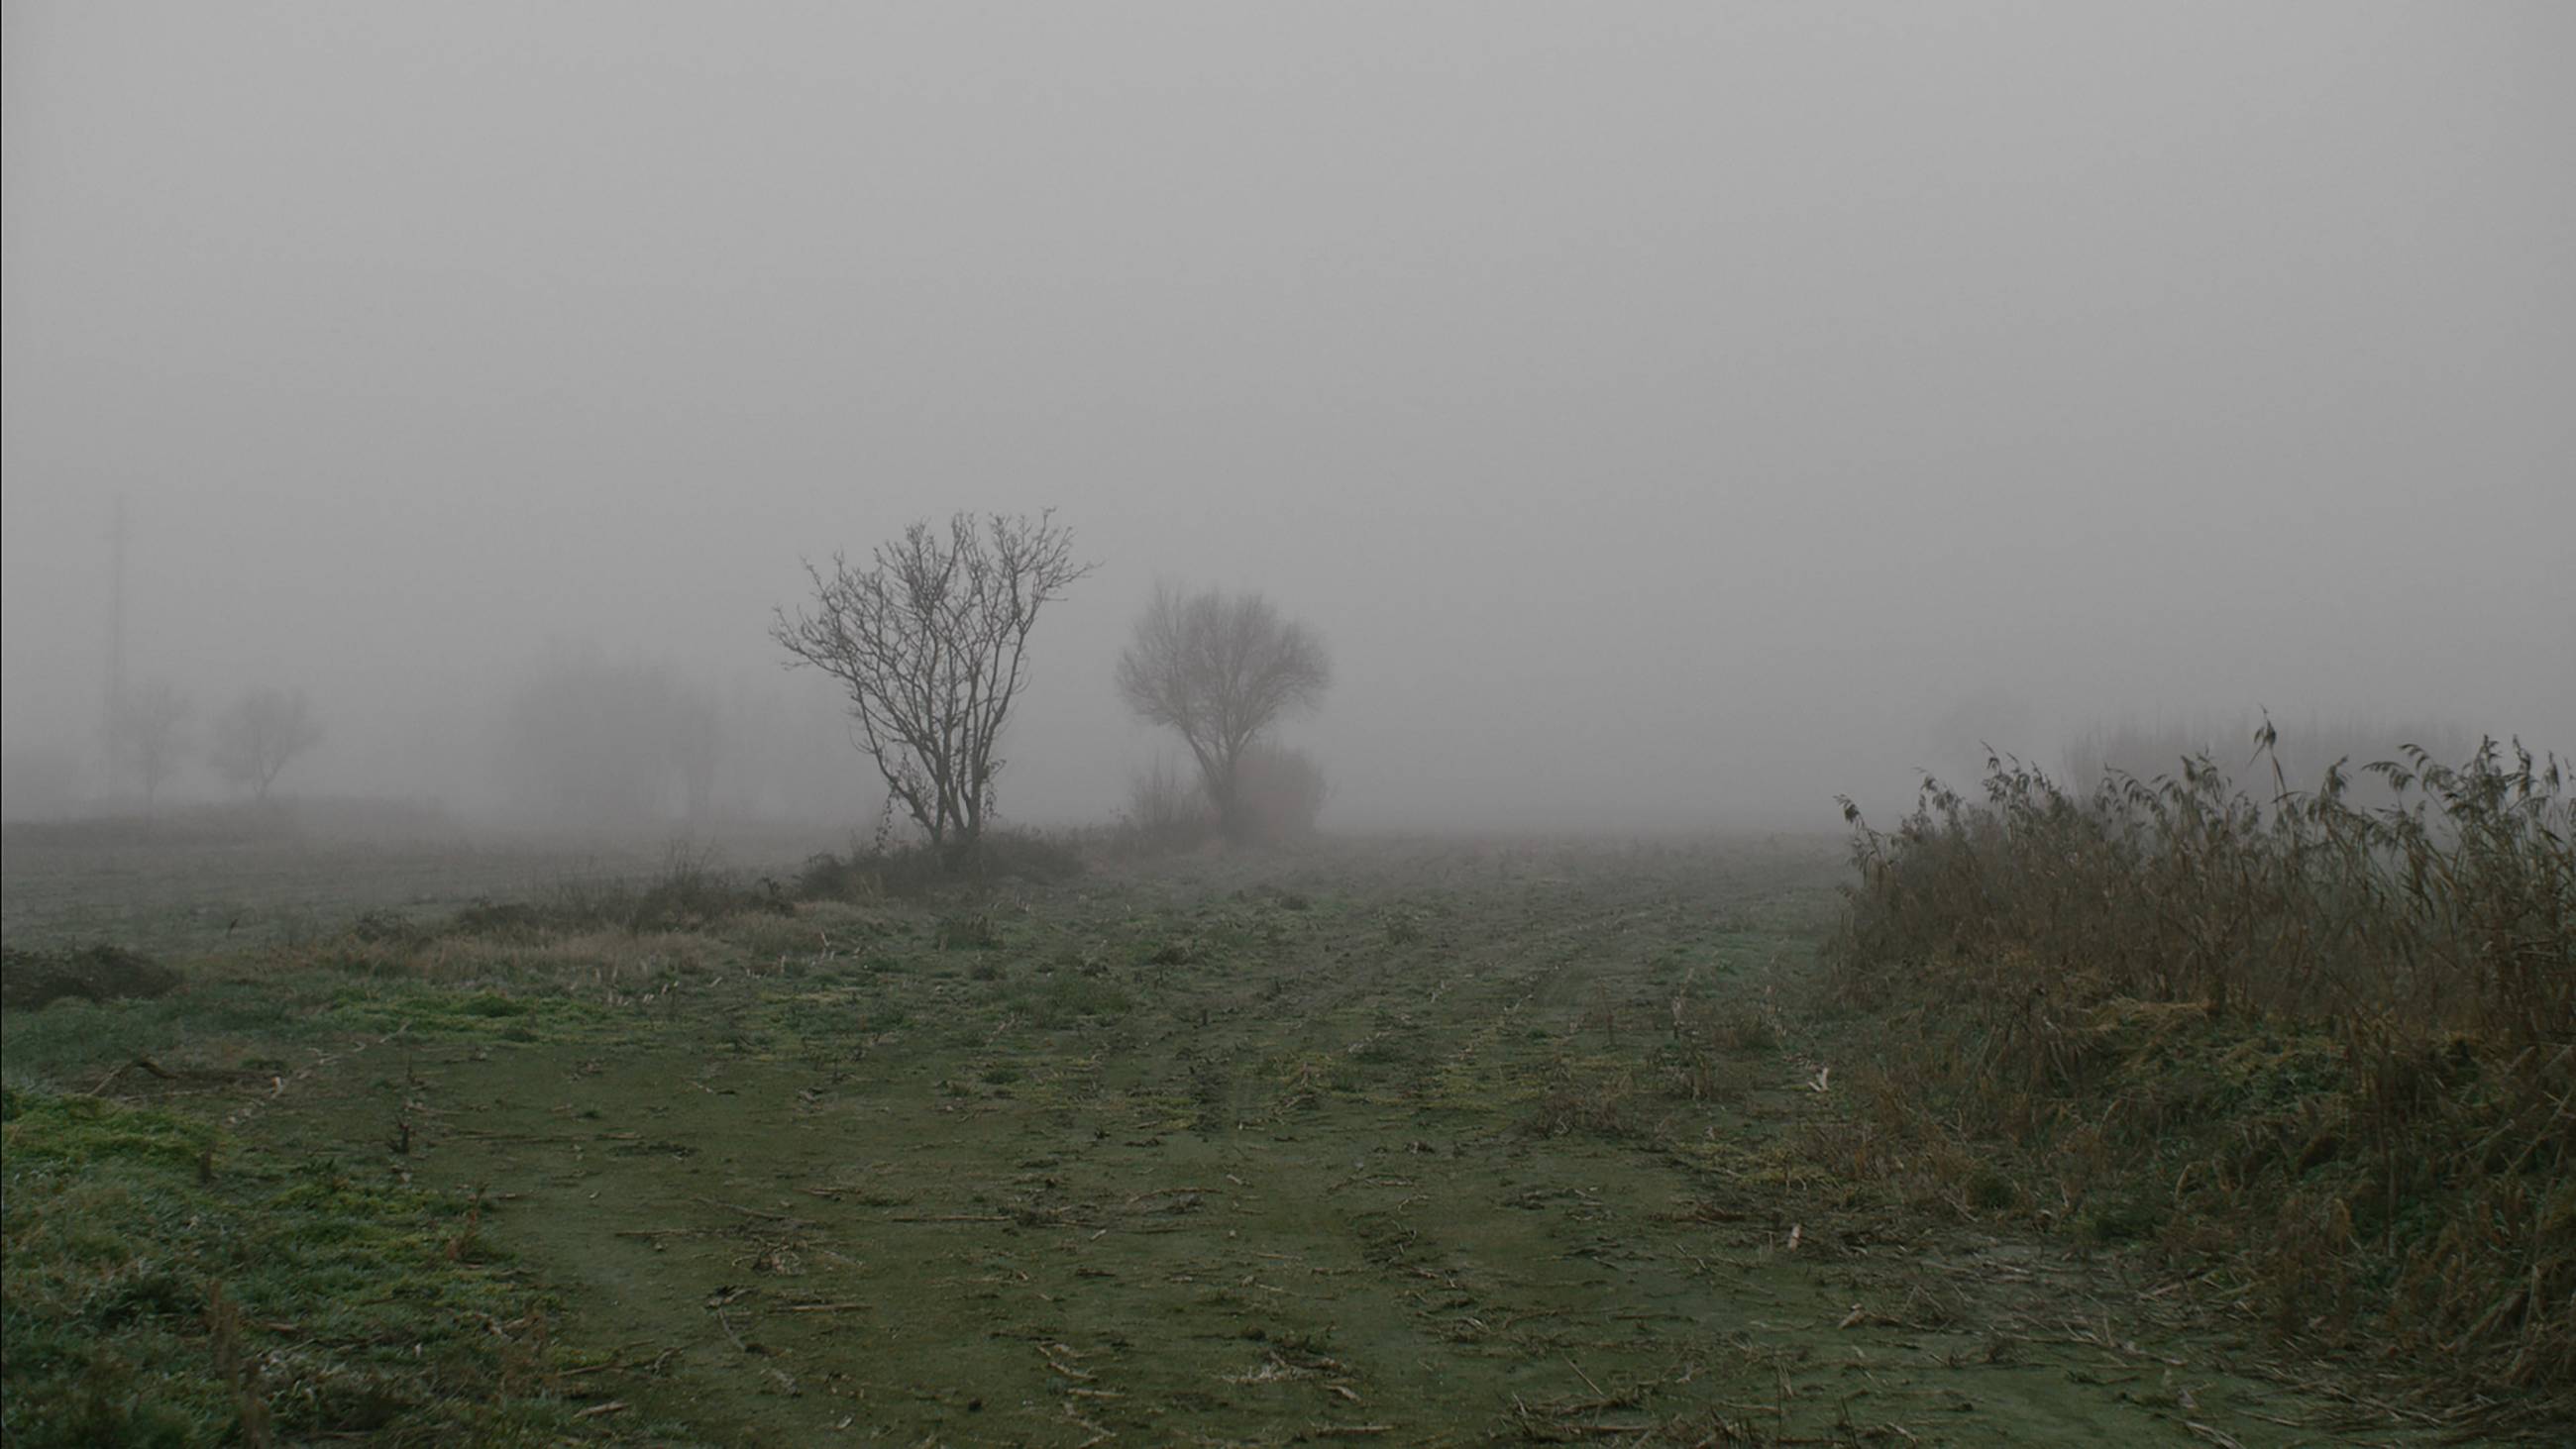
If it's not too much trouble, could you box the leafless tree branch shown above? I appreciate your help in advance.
[773,511,1091,859]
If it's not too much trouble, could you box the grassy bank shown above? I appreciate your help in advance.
[1825,734,2573,1432]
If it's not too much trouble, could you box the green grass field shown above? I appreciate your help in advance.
[2,834,2483,1445]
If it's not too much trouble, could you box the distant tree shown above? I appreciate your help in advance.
[209,685,323,801]
[107,680,190,816]
[1116,584,1331,843]
[773,511,1090,862]
[496,649,721,828]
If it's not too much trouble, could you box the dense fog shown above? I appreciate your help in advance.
[6,2,2571,836]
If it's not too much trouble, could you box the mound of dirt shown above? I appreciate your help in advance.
[0,944,182,1010]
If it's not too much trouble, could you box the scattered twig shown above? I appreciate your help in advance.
[694,1196,809,1225]
[1124,1185,1213,1204]
[1040,1344,1095,1382]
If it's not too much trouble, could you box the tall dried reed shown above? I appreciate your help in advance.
[1831,728,2571,1419]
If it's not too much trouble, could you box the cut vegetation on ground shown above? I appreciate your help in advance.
[5,823,2566,1444]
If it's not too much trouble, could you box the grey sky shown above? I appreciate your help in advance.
[6,2,2571,829]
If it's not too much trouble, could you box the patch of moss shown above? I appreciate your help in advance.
[325,985,617,1043]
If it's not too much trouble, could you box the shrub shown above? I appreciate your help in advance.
[1232,745,1328,844]
[1115,749,1327,853]
[1119,758,1218,855]
[451,842,790,938]
[798,827,1086,900]
[0,945,181,1012]
[975,829,1086,883]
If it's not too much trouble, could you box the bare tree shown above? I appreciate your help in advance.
[210,685,323,801]
[773,511,1090,861]
[107,680,190,816]
[1116,584,1331,842]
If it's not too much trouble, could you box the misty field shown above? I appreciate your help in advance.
[16,3,2576,1442]
[14,824,2563,1447]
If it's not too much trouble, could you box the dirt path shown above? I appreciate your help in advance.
[263,844,2410,1445]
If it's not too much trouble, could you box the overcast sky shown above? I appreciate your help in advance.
[6,1,2571,830]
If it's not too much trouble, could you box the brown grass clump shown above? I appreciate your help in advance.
[1828,729,2572,1427]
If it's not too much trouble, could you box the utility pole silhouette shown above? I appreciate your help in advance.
[104,494,129,743]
